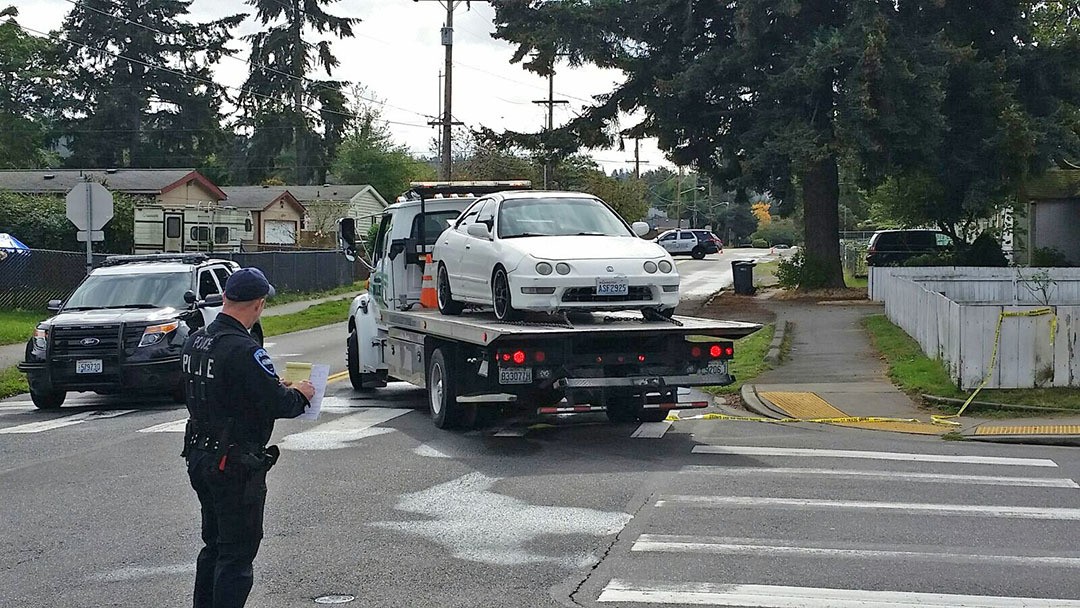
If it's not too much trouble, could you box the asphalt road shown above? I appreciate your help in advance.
[4,271,1078,608]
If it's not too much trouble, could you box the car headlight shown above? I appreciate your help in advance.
[138,321,180,347]
[535,262,553,275]
[556,263,571,275]
[643,261,658,273]
[32,327,48,351]
[658,260,673,273]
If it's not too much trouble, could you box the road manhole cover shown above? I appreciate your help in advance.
[314,594,355,604]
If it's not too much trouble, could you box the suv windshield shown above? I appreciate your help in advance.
[498,197,632,239]
[64,271,192,311]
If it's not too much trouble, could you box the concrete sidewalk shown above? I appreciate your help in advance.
[741,298,1080,446]
[0,291,363,372]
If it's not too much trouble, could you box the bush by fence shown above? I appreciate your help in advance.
[0,248,363,310]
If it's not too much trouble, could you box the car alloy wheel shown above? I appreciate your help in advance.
[437,264,464,315]
[492,268,521,322]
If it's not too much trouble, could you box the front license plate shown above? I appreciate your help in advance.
[76,359,103,374]
[595,277,629,296]
[498,367,533,385]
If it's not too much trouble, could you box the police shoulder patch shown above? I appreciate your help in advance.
[254,348,276,376]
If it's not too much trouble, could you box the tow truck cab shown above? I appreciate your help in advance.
[339,181,760,429]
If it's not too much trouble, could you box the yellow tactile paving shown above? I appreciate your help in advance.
[975,425,1080,436]
[759,392,847,419]
[758,391,947,436]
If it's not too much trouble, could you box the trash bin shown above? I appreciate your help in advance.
[731,260,756,295]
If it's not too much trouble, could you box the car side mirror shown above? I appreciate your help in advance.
[197,294,223,309]
[467,223,492,239]
[337,217,358,262]
[632,222,650,237]
[388,239,406,260]
[47,299,63,313]
[184,290,197,305]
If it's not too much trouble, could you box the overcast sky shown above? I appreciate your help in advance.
[9,0,674,175]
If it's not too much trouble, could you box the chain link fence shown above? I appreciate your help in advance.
[840,238,869,278]
[0,248,362,310]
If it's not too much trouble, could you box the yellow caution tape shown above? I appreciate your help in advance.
[932,307,1057,427]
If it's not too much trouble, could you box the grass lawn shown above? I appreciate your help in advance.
[261,299,351,338]
[267,281,365,307]
[0,366,28,400]
[844,272,868,289]
[863,314,1080,413]
[0,310,46,346]
[708,324,776,395]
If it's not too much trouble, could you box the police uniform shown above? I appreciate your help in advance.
[182,268,310,608]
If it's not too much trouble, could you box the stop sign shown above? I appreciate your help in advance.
[66,182,114,231]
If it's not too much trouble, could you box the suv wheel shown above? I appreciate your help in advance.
[30,388,66,410]
[691,246,706,260]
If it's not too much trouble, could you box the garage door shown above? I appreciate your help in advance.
[264,220,296,245]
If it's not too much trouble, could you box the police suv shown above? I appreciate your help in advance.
[19,253,261,409]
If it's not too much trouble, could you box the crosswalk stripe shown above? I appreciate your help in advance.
[679,465,1080,488]
[138,419,188,433]
[0,410,136,434]
[692,445,1058,467]
[632,421,671,438]
[279,408,411,450]
[597,580,1080,607]
[656,495,1080,520]
[631,535,1080,567]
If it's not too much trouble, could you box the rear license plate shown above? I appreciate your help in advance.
[498,367,533,385]
[76,359,103,374]
[595,277,629,296]
[704,361,727,376]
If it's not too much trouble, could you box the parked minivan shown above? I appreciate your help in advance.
[866,229,955,266]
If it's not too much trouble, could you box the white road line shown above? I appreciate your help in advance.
[632,535,1080,567]
[0,410,136,434]
[138,419,188,433]
[655,495,1080,520]
[692,445,1058,467]
[0,400,103,410]
[632,421,671,438]
[279,408,411,450]
[597,580,1080,607]
[493,428,527,437]
[679,465,1080,488]
[0,402,35,412]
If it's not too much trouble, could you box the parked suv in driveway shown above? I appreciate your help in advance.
[655,229,723,259]
[18,253,261,409]
[866,229,955,266]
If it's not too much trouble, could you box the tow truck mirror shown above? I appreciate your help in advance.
[388,239,406,260]
[467,223,491,239]
[631,221,650,237]
[338,217,358,262]
[183,290,197,305]
[47,299,63,313]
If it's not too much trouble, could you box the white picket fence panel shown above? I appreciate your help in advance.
[870,267,1080,389]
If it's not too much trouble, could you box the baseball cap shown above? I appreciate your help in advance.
[224,267,276,302]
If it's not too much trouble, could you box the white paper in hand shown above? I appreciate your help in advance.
[297,364,329,421]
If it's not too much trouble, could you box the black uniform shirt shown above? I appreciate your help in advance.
[181,313,309,447]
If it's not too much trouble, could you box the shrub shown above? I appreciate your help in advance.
[751,238,769,248]
[775,250,832,289]
[1031,247,1073,267]
[955,232,1007,267]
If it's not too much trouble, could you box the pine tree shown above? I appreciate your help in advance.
[239,0,358,185]
[0,7,59,168]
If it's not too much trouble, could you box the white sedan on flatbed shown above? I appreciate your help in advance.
[432,190,680,321]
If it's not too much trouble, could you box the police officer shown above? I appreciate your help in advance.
[181,267,316,608]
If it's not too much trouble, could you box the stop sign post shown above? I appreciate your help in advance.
[66,181,114,274]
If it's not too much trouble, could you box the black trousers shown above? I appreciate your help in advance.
[187,449,268,608]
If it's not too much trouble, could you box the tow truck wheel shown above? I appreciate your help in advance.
[437,264,464,315]
[30,388,65,410]
[637,409,669,423]
[348,329,375,391]
[428,347,462,429]
[492,267,522,322]
[603,389,637,423]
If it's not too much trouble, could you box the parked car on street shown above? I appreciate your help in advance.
[866,229,955,266]
[432,190,680,321]
[654,229,723,259]
[18,253,263,409]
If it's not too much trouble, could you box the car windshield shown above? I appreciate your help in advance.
[63,271,191,311]
[498,197,633,239]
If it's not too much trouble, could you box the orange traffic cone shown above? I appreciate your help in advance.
[420,254,438,309]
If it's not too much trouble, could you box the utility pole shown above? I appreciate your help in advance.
[633,138,641,179]
[533,67,568,189]
[418,1,470,179]
[676,166,683,229]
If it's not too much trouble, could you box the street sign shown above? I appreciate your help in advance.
[66,182,114,231]
[76,230,105,242]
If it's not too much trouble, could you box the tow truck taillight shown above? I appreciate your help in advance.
[689,342,734,360]
[497,349,545,365]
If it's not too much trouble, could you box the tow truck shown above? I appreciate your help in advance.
[338,181,760,429]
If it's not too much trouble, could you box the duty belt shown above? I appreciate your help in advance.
[184,432,222,454]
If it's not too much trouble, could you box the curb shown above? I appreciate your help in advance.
[764,319,788,366]
[739,384,787,420]
[963,433,1080,447]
